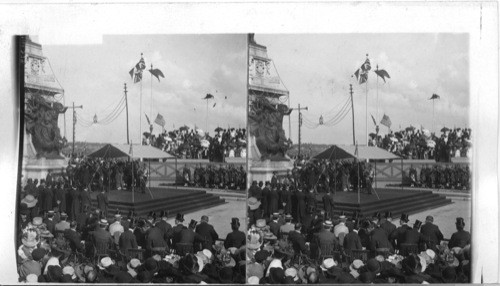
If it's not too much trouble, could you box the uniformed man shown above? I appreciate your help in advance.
[295,187,307,224]
[195,215,219,251]
[322,190,334,220]
[171,213,186,249]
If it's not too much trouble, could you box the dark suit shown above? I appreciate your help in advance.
[91,227,113,252]
[64,228,84,252]
[282,191,292,214]
[156,220,173,242]
[322,193,334,219]
[195,222,219,250]
[54,187,67,213]
[289,231,308,255]
[80,190,91,210]
[224,230,245,249]
[171,223,187,248]
[420,222,444,249]
[344,231,363,251]
[146,226,168,250]
[390,224,411,249]
[44,218,56,235]
[69,188,80,220]
[404,228,425,245]
[96,192,108,216]
[261,187,269,217]
[268,189,279,215]
[380,220,397,238]
[119,230,138,255]
[369,227,394,252]
[315,229,339,252]
[268,220,282,237]
[295,191,306,223]
[448,230,471,249]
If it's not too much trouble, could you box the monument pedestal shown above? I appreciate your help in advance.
[22,133,68,181]
[249,159,294,183]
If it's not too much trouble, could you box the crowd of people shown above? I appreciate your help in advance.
[143,126,247,161]
[403,164,471,190]
[369,126,472,162]
[245,204,471,284]
[64,157,150,193]
[17,178,247,283]
[178,164,247,190]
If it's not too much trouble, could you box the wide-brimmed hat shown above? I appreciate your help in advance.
[255,219,266,229]
[323,220,333,228]
[26,273,38,283]
[349,259,364,272]
[98,257,114,270]
[285,267,299,282]
[40,229,54,238]
[98,219,109,227]
[320,258,336,271]
[21,228,40,248]
[32,217,43,227]
[127,258,141,272]
[248,276,260,284]
[62,265,76,280]
[265,259,283,277]
[32,247,46,261]
[247,231,263,250]
[21,195,38,208]
[248,197,261,210]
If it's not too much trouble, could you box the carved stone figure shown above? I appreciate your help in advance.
[249,97,291,161]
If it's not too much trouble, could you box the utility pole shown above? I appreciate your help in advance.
[289,104,308,158]
[67,102,83,156]
[350,84,356,145]
[124,83,130,144]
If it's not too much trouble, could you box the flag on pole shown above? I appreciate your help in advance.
[154,113,166,127]
[353,57,371,84]
[149,68,165,82]
[374,69,390,83]
[129,55,146,83]
[380,114,392,128]
[203,94,214,100]
[429,93,440,100]
[145,113,151,125]
[129,142,133,156]
[370,114,377,126]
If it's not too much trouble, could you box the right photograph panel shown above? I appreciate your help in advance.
[246,33,472,284]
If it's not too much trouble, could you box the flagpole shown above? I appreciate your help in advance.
[151,63,153,134]
[376,64,379,130]
[131,141,134,204]
[432,99,435,134]
[206,99,208,132]
[365,76,368,146]
[139,53,143,144]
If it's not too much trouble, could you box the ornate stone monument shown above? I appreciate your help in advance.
[248,34,293,182]
[22,37,68,180]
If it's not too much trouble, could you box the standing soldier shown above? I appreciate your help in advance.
[268,185,279,216]
[68,184,80,220]
[261,182,270,219]
[282,185,292,215]
[97,189,109,218]
[44,182,54,215]
[295,187,307,224]
[54,182,67,214]
[322,189,334,220]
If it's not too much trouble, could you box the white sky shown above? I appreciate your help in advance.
[41,34,247,144]
[254,33,469,145]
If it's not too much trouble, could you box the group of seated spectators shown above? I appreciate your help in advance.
[142,126,247,161]
[16,180,247,283]
[178,164,247,190]
[245,205,471,284]
[403,164,471,190]
[369,126,472,162]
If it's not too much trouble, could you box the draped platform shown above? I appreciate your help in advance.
[90,187,226,217]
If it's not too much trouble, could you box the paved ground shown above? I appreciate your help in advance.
[164,199,246,239]
[402,200,472,240]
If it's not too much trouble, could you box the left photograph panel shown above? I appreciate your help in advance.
[16,35,247,283]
